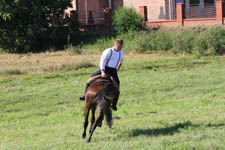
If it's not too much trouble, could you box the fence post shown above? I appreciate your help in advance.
[216,0,224,24]
[176,3,184,27]
[139,6,148,22]
[104,8,112,29]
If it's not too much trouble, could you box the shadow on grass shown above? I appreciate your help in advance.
[143,61,211,72]
[129,121,196,137]
[129,121,225,137]
[206,123,225,128]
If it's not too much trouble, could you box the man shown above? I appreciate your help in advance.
[79,39,124,109]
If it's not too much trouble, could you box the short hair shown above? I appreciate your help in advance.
[115,39,123,45]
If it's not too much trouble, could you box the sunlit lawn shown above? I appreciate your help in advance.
[0,52,225,150]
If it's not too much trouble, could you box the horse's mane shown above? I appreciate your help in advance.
[88,75,119,93]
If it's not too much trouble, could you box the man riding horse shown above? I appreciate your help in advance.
[79,39,124,111]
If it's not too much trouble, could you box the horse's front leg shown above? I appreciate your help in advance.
[82,105,90,139]
[87,111,104,143]
[89,107,96,134]
[97,115,104,127]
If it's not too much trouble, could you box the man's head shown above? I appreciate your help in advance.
[114,39,123,51]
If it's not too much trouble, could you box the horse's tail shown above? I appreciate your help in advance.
[97,86,112,128]
[103,98,113,128]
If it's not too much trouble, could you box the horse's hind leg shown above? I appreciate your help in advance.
[89,107,96,134]
[87,111,104,143]
[82,106,90,138]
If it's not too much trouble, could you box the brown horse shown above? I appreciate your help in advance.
[82,76,119,143]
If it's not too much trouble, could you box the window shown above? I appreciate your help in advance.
[190,0,200,6]
[204,0,214,5]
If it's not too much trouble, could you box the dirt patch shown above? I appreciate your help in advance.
[0,51,168,74]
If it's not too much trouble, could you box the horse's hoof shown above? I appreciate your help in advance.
[82,133,86,138]
[97,122,102,127]
[87,139,91,143]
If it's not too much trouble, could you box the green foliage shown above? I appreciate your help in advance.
[119,30,146,51]
[207,26,225,55]
[149,30,173,51]
[194,30,211,56]
[122,26,225,56]
[112,7,143,33]
[0,0,78,53]
[79,30,146,51]
[133,31,152,52]
[64,26,225,56]
[173,29,196,54]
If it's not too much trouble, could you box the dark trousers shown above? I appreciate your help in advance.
[91,66,120,86]
[81,67,120,97]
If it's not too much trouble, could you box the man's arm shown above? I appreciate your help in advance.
[117,51,123,72]
[100,49,112,78]
[117,63,122,72]
[100,49,111,70]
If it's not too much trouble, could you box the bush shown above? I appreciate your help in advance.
[134,32,153,52]
[192,26,225,56]
[75,30,116,51]
[194,33,209,56]
[72,26,225,56]
[112,7,143,33]
[133,26,225,56]
[173,29,196,54]
[207,26,225,55]
[149,31,173,51]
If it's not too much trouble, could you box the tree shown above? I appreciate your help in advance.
[0,0,76,53]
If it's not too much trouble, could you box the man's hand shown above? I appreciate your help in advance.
[101,70,107,78]
[117,63,122,72]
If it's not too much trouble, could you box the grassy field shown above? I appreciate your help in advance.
[0,51,225,150]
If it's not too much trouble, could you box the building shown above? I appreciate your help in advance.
[72,0,225,28]
[76,0,123,24]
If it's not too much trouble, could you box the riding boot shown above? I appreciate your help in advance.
[112,104,117,111]
[79,83,89,101]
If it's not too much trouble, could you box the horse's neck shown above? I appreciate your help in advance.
[88,75,111,85]
[88,75,119,92]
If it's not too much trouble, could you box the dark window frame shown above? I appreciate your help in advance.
[190,0,200,6]
[204,0,214,5]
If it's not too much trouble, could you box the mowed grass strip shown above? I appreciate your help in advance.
[0,52,225,150]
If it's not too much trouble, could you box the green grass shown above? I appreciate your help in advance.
[0,54,225,150]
